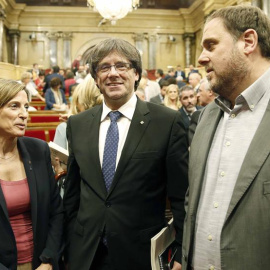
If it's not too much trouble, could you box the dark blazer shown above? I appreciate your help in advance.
[188,110,202,145]
[174,71,186,81]
[45,88,67,110]
[0,137,63,270]
[179,106,202,131]
[149,94,163,105]
[43,73,65,93]
[64,99,189,270]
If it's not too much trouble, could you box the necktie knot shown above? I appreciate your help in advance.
[109,111,122,122]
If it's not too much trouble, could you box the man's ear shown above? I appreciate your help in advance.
[243,29,258,55]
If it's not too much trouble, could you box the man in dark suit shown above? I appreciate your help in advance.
[43,65,65,93]
[174,65,186,81]
[149,80,169,105]
[179,85,201,131]
[64,38,188,270]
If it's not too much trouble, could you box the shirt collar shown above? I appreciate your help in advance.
[215,67,270,113]
[101,93,137,122]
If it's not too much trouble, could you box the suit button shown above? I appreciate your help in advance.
[105,201,111,208]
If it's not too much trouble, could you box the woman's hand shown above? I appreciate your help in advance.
[35,263,52,270]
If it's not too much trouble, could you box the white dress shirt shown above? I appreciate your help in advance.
[99,93,137,168]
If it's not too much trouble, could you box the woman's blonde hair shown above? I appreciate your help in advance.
[163,84,181,110]
[0,78,29,108]
[70,75,103,115]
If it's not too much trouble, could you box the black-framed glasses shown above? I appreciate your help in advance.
[96,62,133,74]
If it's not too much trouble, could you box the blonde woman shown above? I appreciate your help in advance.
[163,84,181,110]
[53,75,103,150]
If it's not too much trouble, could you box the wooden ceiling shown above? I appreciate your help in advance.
[14,0,196,10]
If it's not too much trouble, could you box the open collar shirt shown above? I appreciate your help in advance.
[192,68,270,270]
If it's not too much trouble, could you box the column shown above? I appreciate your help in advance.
[183,33,195,67]
[62,32,72,69]
[133,33,144,57]
[0,8,6,62]
[148,34,157,70]
[9,30,20,65]
[262,0,270,16]
[46,32,60,67]
[252,0,269,16]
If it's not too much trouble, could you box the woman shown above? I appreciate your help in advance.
[0,78,63,270]
[45,77,67,111]
[163,84,181,110]
[53,75,103,150]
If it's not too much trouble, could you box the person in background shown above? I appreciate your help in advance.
[43,66,65,94]
[174,64,186,81]
[64,71,76,96]
[63,38,188,270]
[179,85,201,131]
[71,54,82,74]
[182,5,270,270]
[187,64,199,81]
[188,72,202,93]
[34,70,46,92]
[163,84,181,110]
[19,72,45,102]
[0,78,63,270]
[53,75,103,150]
[135,88,145,101]
[155,68,164,83]
[196,78,217,107]
[45,77,67,111]
[141,69,160,101]
[31,63,40,80]
[150,80,169,105]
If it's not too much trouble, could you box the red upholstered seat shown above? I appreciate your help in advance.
[29,115,60,123]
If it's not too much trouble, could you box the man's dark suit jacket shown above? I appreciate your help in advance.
[43,73,65,93]
[188,110,202,145]
[174,71,186,81]
[179,106,202,131]
[149,94,163,105]
[64,98,189,270]
[0,137,63,270]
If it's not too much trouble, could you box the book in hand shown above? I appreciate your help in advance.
[48,141,69,167]
[151,218,177,270]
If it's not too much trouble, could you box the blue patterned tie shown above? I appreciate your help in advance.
[102,111,122,192]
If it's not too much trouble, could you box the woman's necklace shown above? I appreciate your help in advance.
[0,146,17,163]
[0,152,17,160]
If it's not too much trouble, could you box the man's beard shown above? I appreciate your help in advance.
[207,46,249,100]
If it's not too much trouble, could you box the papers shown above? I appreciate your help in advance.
[48,141,69,166]
[151,218,176,270]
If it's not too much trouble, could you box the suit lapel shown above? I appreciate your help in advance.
[225,103,270,221]
[107,100,150,196]
[83,106,108,197]
[17,138,38,238]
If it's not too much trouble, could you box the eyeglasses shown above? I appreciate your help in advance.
[96,62,133,74]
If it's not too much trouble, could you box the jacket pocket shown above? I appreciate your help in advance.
[132,151,159,159]
[74,219,84,236]
[263,181,270,195]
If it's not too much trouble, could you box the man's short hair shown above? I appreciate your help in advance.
[50,77,61,88]
[156,69,163,76]
[159,80,169,88]
[206,5,270,59]
[179,85,195,98]
[89,38,142,90]
[52,65,60,73]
